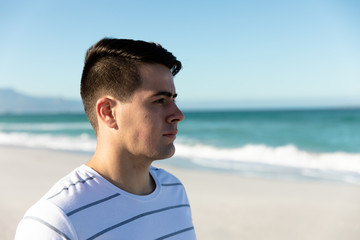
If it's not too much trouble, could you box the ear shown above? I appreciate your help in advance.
[96,97,118,130]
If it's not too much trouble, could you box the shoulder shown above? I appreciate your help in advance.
[44,165,97,200]
[15,165,110,240]
[43,165,118,216]
[15,199,77,240]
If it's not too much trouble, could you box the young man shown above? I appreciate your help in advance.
[15,38,196,239]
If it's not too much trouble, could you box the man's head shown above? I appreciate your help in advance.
[80,38,182,132]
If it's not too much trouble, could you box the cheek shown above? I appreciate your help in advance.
[144,115,165,142]
[122,107,163,142]
[143,115,161,135]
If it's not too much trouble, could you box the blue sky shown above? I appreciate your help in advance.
[0,0,359,109]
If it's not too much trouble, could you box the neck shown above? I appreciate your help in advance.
[86,147,155,195]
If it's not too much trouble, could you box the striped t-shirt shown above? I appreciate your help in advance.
[15,165,196,240]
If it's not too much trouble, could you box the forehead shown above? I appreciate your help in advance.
[137,63,175,94]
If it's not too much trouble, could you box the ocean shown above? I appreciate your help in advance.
[1,109,360,184]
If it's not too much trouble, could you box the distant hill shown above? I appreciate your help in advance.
[0,88,84,114]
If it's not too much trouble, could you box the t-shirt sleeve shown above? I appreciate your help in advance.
[15,200,77,240]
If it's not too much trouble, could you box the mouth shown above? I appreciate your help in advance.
[163,130,178,139]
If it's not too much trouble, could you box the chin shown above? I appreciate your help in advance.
[155,145,176,160]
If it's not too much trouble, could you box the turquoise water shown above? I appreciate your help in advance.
[1,109,360,183]
[180,109,360,153]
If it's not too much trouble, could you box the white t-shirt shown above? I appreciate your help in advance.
[15,165,196,240]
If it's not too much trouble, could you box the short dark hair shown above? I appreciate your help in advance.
[80,38,182,131]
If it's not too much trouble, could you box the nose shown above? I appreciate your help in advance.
[167,103,185,124]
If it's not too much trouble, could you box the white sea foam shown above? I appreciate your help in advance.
[0,132,96,152]
[2,131,360,183]
[174,143,360,174]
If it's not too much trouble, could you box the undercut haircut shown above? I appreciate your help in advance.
[80,38,182,132]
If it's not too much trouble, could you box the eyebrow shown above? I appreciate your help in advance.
[152,91,178,99]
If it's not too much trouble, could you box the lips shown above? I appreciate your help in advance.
[163,130,178,139]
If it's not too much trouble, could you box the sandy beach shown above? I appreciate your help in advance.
[1,146,360,240]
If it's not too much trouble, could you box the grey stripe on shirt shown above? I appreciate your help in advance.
[86,204,191,240]
[66,193,121,216]
[24,216,71,240]
[47,176,96,200]
[155,226,195,240]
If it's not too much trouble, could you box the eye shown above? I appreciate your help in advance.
[154,98,166,104]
